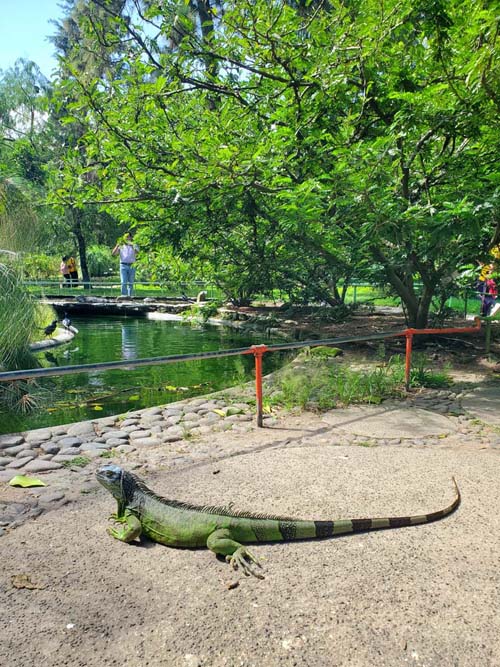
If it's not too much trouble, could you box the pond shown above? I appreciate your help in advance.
[0,316,289,435]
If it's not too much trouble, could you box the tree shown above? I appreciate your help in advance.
[48,0,500,325]
[0,60,54,253]
[47,0,129,286]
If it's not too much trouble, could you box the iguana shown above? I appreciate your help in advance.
[96,464,460,579]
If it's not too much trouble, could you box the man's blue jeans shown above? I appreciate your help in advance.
[120,263,136,296]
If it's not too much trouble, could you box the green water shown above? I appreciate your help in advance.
[1,316,288,434]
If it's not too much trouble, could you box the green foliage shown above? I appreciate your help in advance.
[270,352,451,411]
[99,450,115,459]
[86,244,114,277]
[3,3,500,324]
[272,358,403,411]
[20,253,59,279]
[309,346,343,359]
[409,354,452,389]
[61,456,91,468]
[183,299,223,323]
[0,264,39,369]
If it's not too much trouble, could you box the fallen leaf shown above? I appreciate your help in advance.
[213,409,226,417]
[9,475,46,488]
[11,574,45,590]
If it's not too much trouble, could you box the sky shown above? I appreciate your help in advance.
[0,0,65,78]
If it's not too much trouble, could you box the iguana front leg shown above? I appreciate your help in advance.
[207,529,264,579]
[107,511,142,543]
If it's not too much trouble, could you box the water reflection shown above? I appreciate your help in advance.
[121,323,138,361]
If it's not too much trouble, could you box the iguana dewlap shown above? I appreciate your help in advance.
[96,464,460,579]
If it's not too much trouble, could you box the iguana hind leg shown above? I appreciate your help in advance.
[107,512,142,543]
[207,529,264,579]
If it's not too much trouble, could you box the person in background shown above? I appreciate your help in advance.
[66,255,79,286]
[60,256,71,287]
[476,263,498,316]
[112,231,139,297]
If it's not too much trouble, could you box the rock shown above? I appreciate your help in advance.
[66,422,97,437]
[166,415,182,425]
[182,412,201,422]
[41,442,60,454]
[23,460,63,473]
[139,417,164,428]
[164,426,184,438]
[101,430,127,441]
[83,449,108,459]
[104,438,128,448]
[0,436,24,449]
[81,441,109,450]
[163,408,183,417]
[52,455,79,463]
[59,447,82,456]
[52,426,69,436]
[141,407,163,417]
[129,430,152,440]
[224,414,243,423]
[202,413,222,424]
[0,457,12,467]
[119,419,140,428]
[181,421,199,430]
[3,445,29,457]
[15,448,35,458]
[6,456,35,469]
[58,437,83,448]
[226,407,244,416]
[197,402,220,411]
[161,434,183,443]
[130,437,160,448]
[25,430,52,443]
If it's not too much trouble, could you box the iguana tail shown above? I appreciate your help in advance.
[270,477,461,541]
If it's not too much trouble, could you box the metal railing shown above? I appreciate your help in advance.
[0,320,482,427]
[23,279,220,299]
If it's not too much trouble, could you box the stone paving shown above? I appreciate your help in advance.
[1,384,499,536]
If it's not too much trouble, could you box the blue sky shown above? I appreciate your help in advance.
[0,0,64,77]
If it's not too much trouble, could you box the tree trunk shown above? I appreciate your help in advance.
[71,207,90,289]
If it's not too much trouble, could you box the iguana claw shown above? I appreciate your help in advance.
[226,547,264,579]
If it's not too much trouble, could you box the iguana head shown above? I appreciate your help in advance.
[96,464,136,501]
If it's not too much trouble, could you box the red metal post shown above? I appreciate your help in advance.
[251,345,268,427]
[405,330,414,392]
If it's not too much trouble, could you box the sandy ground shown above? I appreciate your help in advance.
[1,405,499,667]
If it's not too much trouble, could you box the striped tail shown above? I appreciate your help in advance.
[288,477,461,541]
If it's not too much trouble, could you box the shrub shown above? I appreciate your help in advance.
[86,245,115,277]
[20,253,59,279]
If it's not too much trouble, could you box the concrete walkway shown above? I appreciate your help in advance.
[1,383,499,666]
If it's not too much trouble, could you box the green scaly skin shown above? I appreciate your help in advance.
[96,465,460,579]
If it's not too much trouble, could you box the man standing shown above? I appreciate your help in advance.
[112,231,138,297]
